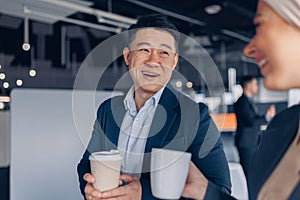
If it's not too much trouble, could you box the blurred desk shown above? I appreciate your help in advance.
[210,113,237,132]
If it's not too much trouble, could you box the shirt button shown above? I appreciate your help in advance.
[136,117,139,121]
[130,145,134,150]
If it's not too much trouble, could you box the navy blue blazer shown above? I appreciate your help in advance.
[248,104,300,200]
[77,87,231,199]
[234,94,267,148]
[203,104,300,200]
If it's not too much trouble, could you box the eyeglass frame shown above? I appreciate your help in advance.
[128,47,177,60]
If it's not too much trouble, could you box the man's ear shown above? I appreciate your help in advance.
[172,53,179,69]
[123,47,130,65]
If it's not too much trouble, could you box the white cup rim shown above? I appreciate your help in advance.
[151,148,190,155]
[89,150,122,161]
[151,148,191,171]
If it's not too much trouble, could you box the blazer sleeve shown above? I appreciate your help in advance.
[189,103,232,195]
[204,182,236,200]
[77,106,106,196]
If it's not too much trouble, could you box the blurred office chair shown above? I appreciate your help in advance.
[228,162,248,200]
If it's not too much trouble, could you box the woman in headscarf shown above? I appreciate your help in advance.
[182,0,300,199]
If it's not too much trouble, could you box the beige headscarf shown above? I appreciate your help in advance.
[264,0,300,29]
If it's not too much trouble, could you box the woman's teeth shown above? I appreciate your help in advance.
[258,59,268,68]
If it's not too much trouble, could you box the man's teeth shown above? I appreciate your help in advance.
[142,71,159,77]
[258,59,268,68]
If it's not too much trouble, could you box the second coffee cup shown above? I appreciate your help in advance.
[150,148,191,199]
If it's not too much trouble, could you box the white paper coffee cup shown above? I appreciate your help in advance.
[89,150,122,192]
[150,148,191,199]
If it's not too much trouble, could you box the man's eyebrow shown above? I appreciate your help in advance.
[160,44,172,51]
[136,42,150,47]
[136,42,173,51]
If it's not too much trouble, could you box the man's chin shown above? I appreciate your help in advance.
[137,84,164,94]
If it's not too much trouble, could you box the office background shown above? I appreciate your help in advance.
[1,1,299,200]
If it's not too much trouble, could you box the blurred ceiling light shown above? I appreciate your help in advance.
[97,16,130,28]
[186,81,193,88]
[204,4,222,15]
[16,79,23,86]
[27,8,121,33]
[22,43,31,51]
[36,0,135,33]
[0,73,5,80]
[23,6,31,51]
[3,82,9,89]
[29,69,36,77]
[0,102,4,109]
[0,64,2,69]
[175,81,182,88]
[39,0,136,24]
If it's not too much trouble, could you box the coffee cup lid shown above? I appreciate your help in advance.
[89,150,122,161]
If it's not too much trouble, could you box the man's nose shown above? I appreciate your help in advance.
[243,39,256,58]
[146,49,160,66]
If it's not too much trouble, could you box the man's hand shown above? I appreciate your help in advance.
[83,173,141,200]
[100,174,142,200]
[83,173,102,200]
[182,162,208,200]
[266,105,276,119]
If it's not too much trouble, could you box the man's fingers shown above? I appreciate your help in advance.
[100,177,141,200]
[85,194,92,200]
[118,180,123,186]
[83,173,96,183]
[102,185,127,198]
[91,189,102,198]
[119,174,137,182]
[84,183,94,194]
[83,174,102,199]
[84,183,101,199]
[85,194,96,200]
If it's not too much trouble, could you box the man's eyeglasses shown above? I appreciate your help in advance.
[130,48,176,59]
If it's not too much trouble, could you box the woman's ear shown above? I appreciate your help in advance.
[123,47,130,65]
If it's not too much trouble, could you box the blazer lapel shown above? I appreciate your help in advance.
[145,87,179,153]
[104,96,126,148]
[141,87,179,175]
[104,90,179,151]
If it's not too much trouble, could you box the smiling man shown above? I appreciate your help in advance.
[77,14,231,200]
[123,27,178,111]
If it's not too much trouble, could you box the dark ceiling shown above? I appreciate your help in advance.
[0,0,259,95]
[88,0,258,38]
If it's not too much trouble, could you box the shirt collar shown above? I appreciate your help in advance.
[124,86,165,116]
[244,93,253,100]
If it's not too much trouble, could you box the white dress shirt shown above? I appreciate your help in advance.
[117,86,164,178]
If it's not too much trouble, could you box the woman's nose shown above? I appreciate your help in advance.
[243,39,256,58]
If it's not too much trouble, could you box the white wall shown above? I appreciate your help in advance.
[10,89,123,200]
[255,79,288,103]
[288,89,300,107]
